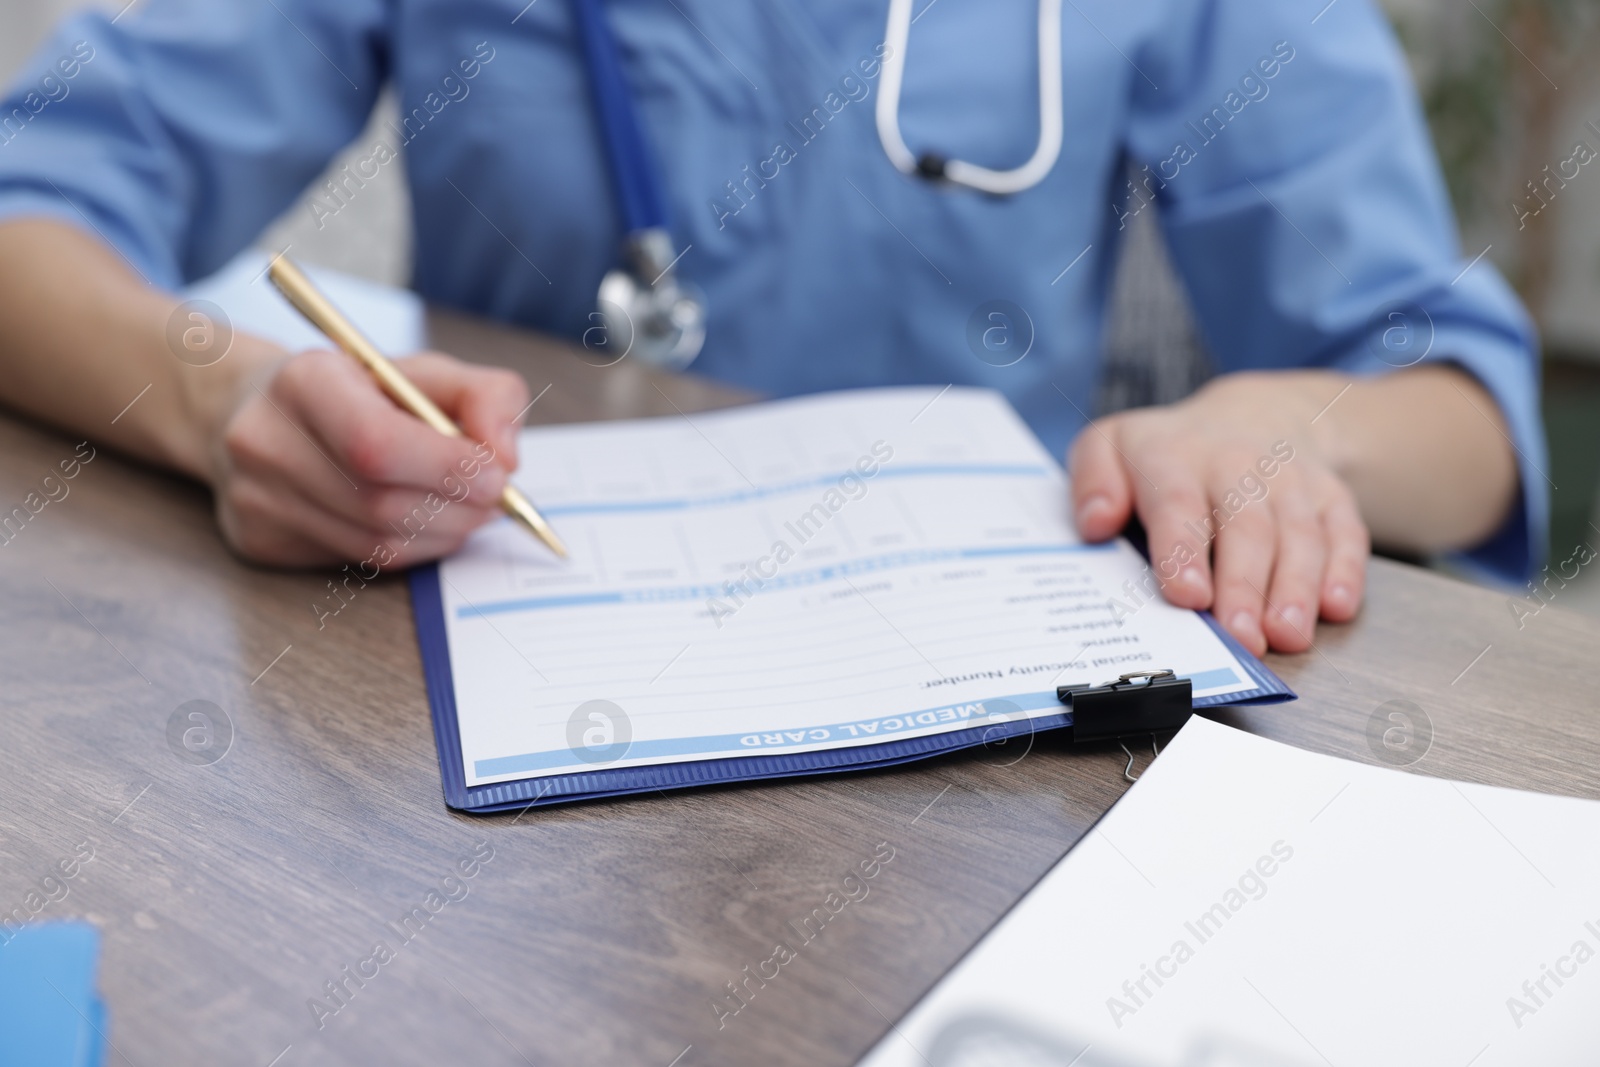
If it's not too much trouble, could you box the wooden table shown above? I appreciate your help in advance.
[2,309,1597,1067]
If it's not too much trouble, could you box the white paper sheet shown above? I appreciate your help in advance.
[859,715,1600,1067]
[436,388,1263,787]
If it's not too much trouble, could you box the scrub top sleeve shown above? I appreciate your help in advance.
[0,0,390,289]
[1122,0,1545,582]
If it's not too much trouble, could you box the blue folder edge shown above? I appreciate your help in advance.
[408,564,1293,812]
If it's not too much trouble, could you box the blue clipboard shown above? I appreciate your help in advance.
[408,565,1294,813]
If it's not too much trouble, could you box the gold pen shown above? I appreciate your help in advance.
[267,255,568,558]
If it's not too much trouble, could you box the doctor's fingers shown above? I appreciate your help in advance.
[1067,416,1136,541]
[225,400,499,538]
[257,459,500,546]
[1127,456,1215,611]
[263,349,509,507]
[216,470,496,568]
[1255,493,1325,655]
[1227,471,1364,654]
[1314,476,1369,623]
[1205,479,1280,657]
[395,352,531,466]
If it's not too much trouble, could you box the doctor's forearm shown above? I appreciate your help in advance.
[0,218,275,481]
[0,218,525,568]
[1304,364,1520,555]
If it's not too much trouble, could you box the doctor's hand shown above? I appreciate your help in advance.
[206,346,529,567]
[1067,371,1370,657]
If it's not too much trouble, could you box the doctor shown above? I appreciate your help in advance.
[0,0,1541,657]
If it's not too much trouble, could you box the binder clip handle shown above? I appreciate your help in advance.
[1108,669,1177,688]
[1057,667,1193,744]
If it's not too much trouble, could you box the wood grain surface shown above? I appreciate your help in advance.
[0,308,1596,1067]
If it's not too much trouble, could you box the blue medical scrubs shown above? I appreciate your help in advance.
[0,0,1546,579]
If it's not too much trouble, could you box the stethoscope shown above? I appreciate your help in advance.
[571,0,1066,367]
[571,0,706,369]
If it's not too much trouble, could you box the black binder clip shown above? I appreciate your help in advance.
[1056,669,1193,745]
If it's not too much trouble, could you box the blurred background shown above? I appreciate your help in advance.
[7,0,1600,613]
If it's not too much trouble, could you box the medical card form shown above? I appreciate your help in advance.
[412,388,1290,810]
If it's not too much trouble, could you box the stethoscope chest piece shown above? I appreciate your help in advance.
[596,228,705,370]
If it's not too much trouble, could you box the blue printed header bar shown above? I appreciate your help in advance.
[455,542,1115,619]
[470,669,1242,780]
[535,462,1053,517]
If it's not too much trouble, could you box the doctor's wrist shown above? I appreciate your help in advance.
[169,331,286,489]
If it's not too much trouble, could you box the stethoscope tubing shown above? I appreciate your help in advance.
[570,0,670,232]
[566,0,1067,368]
[875,0,1065,195]
[569,0,705,366]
